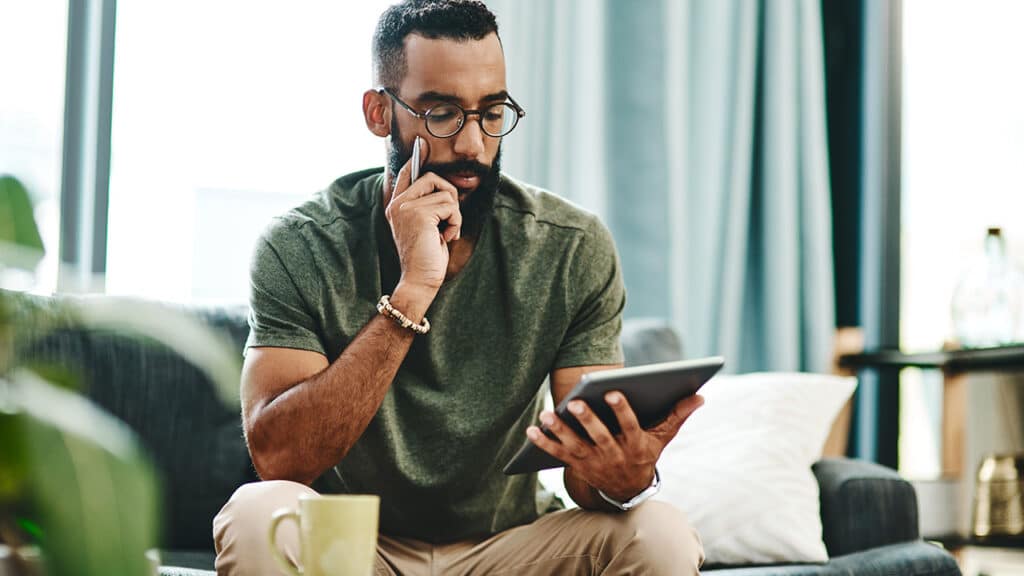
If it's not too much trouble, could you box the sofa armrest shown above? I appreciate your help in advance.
[813,457,919,557]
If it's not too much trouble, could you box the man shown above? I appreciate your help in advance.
[213,1,704,574]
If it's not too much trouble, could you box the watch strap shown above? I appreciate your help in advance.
[597,468,661,511]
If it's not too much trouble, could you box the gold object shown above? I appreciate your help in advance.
[972,453,1024,543]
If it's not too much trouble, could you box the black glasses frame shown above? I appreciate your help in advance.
[379,87,526,138]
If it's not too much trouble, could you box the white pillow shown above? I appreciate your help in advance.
[654,372,856,566]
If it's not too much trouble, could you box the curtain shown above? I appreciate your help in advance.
[489,0,835,373]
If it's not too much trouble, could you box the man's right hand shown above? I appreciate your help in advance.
[384,137,463,303]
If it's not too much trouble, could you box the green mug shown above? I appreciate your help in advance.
[268,494,380,576]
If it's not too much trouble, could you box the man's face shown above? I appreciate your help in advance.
[386,32,507,237]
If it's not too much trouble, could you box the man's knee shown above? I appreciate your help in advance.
[601,500,704,575]
[213,480,318,576]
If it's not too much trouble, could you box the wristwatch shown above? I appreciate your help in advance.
[597,468,661,511]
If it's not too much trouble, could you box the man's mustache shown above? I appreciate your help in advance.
[421,159,491,180]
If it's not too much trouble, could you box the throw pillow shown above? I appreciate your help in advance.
[654,372,857,566]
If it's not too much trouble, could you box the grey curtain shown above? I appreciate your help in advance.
[489,0,835,373]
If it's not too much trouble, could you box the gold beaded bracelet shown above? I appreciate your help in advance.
[376,295,431,335]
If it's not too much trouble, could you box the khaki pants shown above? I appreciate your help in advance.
[213,481,704,575]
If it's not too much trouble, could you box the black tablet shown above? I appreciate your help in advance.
[502,356,725,475]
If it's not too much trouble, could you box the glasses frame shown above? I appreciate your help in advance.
[379,87,526,138]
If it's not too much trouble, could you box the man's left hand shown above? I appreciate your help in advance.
[527,392,704,502]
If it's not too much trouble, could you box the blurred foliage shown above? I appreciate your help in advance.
[0,175,44,272]
[0,174,242,575]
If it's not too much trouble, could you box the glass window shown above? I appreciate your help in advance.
[106,1,391,302]
[0,1,68,293]
[900,0,1024,477]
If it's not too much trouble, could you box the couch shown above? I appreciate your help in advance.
[20,301,960,575]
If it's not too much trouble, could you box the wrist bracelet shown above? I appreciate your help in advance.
[377,295,430,335]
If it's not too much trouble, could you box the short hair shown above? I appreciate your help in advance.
[372,0,500,89]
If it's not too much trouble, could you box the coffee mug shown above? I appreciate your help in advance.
[268,494,380,576]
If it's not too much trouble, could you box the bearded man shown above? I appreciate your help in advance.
[213,2,704,574]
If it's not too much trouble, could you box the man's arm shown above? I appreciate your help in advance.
[543,364,704,511]
[244,136,462,485]
[242,286,430,485]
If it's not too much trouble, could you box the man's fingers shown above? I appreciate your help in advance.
[651,394,704,439]
[527,426,574,464]
[605,392,643,440]
[567,401,619,456]
[538,410,592,460]
[397,183,463,242]
[399,194,462,234]
[394,173,459,205]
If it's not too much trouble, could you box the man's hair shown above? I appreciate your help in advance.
[372,0,499,89]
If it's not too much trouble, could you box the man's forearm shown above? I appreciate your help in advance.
[248,287,431,484]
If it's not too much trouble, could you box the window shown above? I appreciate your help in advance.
[106,1,391,302]
[900,0,1024,477]
[0,1,68,293]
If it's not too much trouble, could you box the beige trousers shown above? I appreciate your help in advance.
[213,481,704,576]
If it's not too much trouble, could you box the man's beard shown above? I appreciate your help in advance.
[388,118,501,239]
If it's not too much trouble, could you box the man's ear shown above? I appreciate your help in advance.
[363,90,390,137]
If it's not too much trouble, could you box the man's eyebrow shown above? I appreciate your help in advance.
[416,90,510,104]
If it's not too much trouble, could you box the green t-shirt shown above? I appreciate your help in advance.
[246,167,625,542]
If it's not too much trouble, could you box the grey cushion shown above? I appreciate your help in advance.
[620,317,683,366]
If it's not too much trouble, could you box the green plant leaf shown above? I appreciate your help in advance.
[3,370,160,576]
[0,175,45,272]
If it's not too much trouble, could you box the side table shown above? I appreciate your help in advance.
[839,344,1024,477]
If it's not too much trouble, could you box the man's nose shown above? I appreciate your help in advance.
[452,115,487,160]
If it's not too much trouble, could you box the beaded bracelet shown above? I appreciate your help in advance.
[376,295,431,335]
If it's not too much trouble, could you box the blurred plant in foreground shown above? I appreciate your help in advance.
[0,174,240,575]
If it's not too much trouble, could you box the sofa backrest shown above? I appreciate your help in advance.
[20,303,256,551]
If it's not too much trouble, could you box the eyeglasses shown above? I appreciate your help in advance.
[379,87,525,138]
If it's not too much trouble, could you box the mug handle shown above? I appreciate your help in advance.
[268,507,303,576]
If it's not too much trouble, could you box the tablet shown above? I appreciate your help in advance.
[502,356,725,475]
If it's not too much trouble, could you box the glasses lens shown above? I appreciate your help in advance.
[425,104,463,137]
[482,103,518,136]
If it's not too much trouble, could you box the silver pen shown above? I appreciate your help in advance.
[410,137,421,183]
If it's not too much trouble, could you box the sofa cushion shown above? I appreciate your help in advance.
[701,541,960,575]
[655,372,857,565]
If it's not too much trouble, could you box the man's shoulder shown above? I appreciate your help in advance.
[261,167,384,245]
[494,174,603,234]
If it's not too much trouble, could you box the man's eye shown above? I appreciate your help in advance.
[429,109,459,121]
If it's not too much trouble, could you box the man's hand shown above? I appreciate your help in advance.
[385,137,463,299]
[527,392,704,502]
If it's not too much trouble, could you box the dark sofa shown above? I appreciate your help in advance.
[20,301,960,575]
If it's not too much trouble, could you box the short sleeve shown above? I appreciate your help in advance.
[553,216,626,369]
[245,224,325,356]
